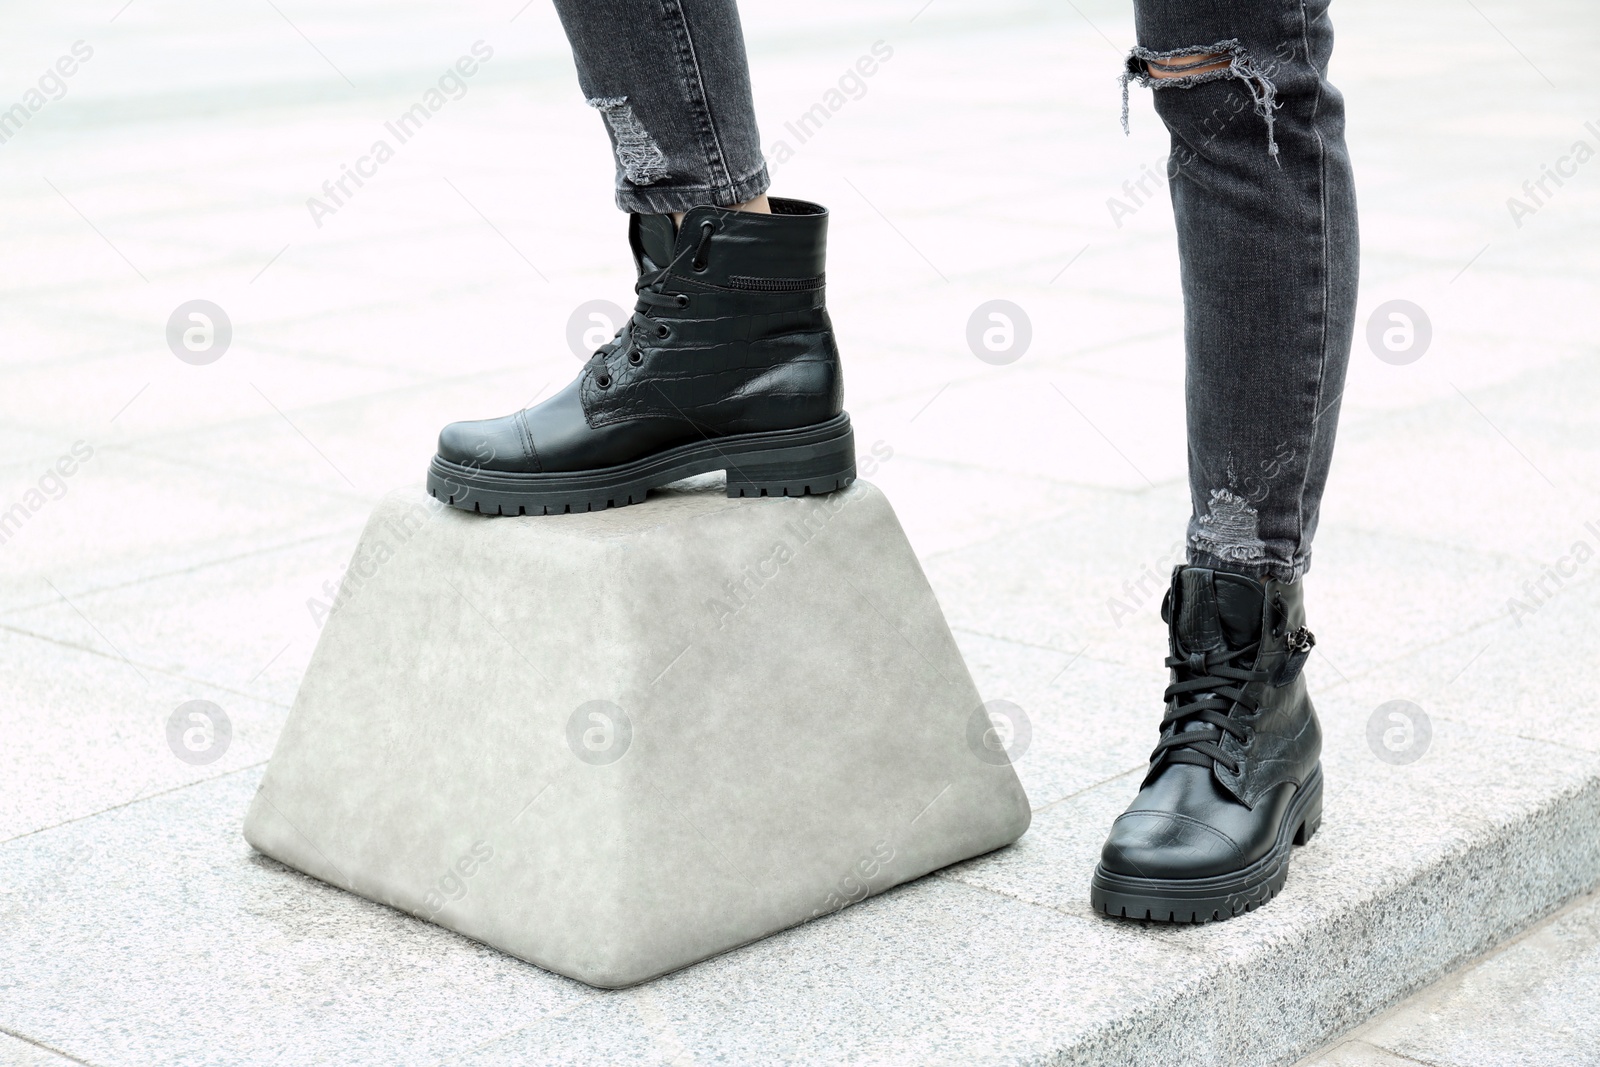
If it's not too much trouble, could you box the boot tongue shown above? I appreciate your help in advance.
[1176,568,1263,654]
[629,213,678,273]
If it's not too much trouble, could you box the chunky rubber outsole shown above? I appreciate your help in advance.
[426,412,857,516]
[1089,763,1324,924]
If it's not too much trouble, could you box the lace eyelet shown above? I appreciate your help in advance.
[691,220,715,271]
[595,373,611,389]
[675,294,689,308]
[656,324,670,339]
[627,350,642,366]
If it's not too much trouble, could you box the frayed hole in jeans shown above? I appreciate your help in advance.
[586,95,669,185]
[1120,39,1281,162]
[1189,488,1269,563]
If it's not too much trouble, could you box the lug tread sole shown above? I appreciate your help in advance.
[426,413,856,516]
[1089,764,1324,926]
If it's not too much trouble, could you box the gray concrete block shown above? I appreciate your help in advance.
[243,482,1031,987]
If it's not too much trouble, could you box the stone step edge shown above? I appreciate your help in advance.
[1046,771,1600,1066]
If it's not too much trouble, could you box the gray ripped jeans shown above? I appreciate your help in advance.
[551,0,1359,583]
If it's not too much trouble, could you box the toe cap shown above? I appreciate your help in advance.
[1100,810,1247,880]
[436,414,534,472]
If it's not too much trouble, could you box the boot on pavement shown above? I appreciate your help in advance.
[1091,564,1323,923]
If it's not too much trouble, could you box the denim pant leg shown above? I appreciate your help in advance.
[1125,0,1360,583]
[551,0,769,214]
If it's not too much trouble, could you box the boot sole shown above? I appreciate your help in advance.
[426,412,857,516]
[1089,763,1324,924]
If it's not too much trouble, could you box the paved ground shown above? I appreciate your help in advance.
[2,0,1599,1064]
[1299,886,1600,1067]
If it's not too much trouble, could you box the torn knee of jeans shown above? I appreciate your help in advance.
[586,95,669,185]
[1147,52,1232,80]
[1119,39,1280,162]
[1189,488,1269,563]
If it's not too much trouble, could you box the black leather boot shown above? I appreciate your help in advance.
[427,198,854,515]
[1091,565,1323,923]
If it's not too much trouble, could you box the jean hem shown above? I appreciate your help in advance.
[613,164,771,214]
[1186,549,1308,585]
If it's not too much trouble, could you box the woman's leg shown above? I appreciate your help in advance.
[427,1,852,516]
[1092,0,1357,923]
[550,0,770,216]
[1128,0,1359,580]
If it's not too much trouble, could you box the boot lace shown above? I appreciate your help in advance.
[1151,643,1271,773]
[586,220,715,389]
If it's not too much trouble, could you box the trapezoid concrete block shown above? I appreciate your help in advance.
[243,479,1031,988]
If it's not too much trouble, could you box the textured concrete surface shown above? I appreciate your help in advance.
[0,1035,74,1067]
[1300,888,1600,1067]
[2,0,1598,1062]
[244,482,1029,987]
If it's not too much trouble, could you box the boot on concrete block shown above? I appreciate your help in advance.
[1091,564,1323,923]
[427,197,854,516]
